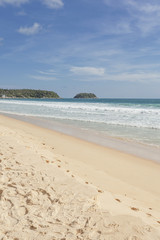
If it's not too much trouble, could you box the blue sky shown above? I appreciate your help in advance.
[1,0,160,98]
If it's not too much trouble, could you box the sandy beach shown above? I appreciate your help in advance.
[0,114,160,239]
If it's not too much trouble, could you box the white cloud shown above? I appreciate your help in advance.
[18,23,41,35]
[70,67,105,76]
[0,0,28,6]
[30,75,57,81]
[38,69,56,75]
[42,0,63,9]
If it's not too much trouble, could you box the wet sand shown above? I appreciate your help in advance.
[4,113,160,163]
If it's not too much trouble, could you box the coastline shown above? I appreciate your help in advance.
[0,98,160,155]
[3,112,160,163]
[0,114,160,238]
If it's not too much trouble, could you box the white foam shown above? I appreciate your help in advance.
[0,99,160,147]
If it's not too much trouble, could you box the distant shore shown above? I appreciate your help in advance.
[0,89,60,99]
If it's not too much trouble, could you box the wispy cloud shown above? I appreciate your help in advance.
[37,69,56,75]
[0,39,35,60]
[126,0,160,13]
[30,75,57,81]
[141,4,160,13]
[126,1,160,34]
[104,72,160,83]
[70,67,105,76]
[74,71,160,83]
[30,68,58,81]
[0,0,64,9]
[0,0,29,6]
[42,0,64,9]
[69,60,160,83]
[103,22,131,36]
[0,37,3,45]
[18,23,42,35]
[17,10,27,16]
[104,0,160,35]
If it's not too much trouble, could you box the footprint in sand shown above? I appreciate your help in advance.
[0,189,3,199]
[143,225,152,232]
[146,213,152,217]
[17,206,28,216]
[127,236,139,240]
[89,230,101,240]
[130,207,139,212]
[98,189,103,193]
[104,223,119,234]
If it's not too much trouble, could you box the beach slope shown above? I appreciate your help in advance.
[0,114,160,239]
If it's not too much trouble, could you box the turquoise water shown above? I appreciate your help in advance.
[0,98,160,148]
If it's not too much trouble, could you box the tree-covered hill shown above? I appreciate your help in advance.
[74,93,97,98]
[0,89,60,99]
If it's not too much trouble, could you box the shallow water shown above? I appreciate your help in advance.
[0,98,160,148]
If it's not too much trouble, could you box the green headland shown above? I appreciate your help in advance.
[0,89,60,99]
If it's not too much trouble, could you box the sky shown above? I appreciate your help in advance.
[1,0,160,98]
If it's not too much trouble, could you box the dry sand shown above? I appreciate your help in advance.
[0,114,160,239]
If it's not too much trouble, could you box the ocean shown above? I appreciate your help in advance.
[0,98,160,159]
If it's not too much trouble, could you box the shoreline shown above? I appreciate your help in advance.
[1,113,160,202]
[0,113,160,238]
[3,112,160,163]
[0,97,160,157]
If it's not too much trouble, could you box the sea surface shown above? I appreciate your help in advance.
[0,98,160,152]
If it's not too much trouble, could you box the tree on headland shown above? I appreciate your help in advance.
[0,89,60,99]
[74,93,97,98]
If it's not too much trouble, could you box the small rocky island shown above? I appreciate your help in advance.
[74,93,97,99]
[0,89,60,99]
